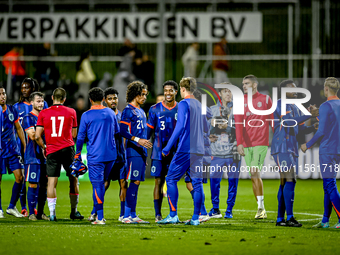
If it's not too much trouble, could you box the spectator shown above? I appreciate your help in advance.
[133,52,155,96]
[182,42,199,78]
[34,42,60,91]
[2,46,26,102]
[213,38,230,84]
[76,50,96,106]
[98,72,113,90]
[117,38,135,68]
[74,95,86,128]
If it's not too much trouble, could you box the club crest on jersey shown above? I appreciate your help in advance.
[31,172,36,179]
[244,103,247,107]
[257,102,262,107]
[175,113,178,120]
[133,170,139,177]
[151,166,156,173]
[281,160,287,167]
[9,113,14,122]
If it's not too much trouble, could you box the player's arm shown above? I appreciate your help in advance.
[234,113,245,156]
[22,116,36,141]
[72,109,78,138]
[162,101,188,156]
[14,120,26,152]
[146,108,155,140]
[302,104,329,152]
[120,110,152,149]
[35,126,46,153]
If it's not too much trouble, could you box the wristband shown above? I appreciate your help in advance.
[134,137,140,143]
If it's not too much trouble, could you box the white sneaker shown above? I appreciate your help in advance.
[0,210,5,218]
[118,216,124,222]
[91,219,106,225]
[88,213,97,222]
[6,207,24,218]
[132,216,150,224]
[199,215,210,222]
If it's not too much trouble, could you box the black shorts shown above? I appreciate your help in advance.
[46,146,75,178]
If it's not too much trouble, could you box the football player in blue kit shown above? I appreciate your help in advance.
[0,85,26,218]
[74,88,119,225]
[272,80,319,227]
[158,77,208,226]
[88,88,128,222]
[21,92,49,221]
[147,80,178,222]
[14,78,48,217]
[302,77,340,229]
[120,81,153,224]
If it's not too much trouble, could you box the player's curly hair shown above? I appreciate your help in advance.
[163,80,178,91]
[126,81,147,103]
[104,87,119,99]
[324,77,340,92]
[89,87,104,102]
[179,77,197,93]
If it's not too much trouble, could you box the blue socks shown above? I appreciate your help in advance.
[200,191,207,215]
[284,182,295,221]
[166,178,178,217]
[124,182,139,218]
[210,177,221,209]
[19,182,27,210]
[27,187,37,215]
[323,178,340,221]
[277,185,285,222]
[92,182,105,220]
[9,182,21,209]
[192,182,203,221]
[120,201,125,217]
[322,189,332,223]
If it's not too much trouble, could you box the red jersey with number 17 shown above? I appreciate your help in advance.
[37,104,77,155]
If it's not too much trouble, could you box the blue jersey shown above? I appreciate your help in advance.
[147,101,178,160]
[306,96,340,154]
[22,112,45,164]
[271,99,313,157]
[1,105,21,158]
[115,109,126,163]
[120,104,147,158]
[162,95,207,156]
[76,105,119,162]
[14,100,48,152]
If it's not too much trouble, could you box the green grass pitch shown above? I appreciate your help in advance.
[0,179,339,255]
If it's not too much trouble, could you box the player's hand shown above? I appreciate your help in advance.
[209,134,218,143]
[308,104,319,117]
[138,139,153,149]
[237,144,245,156]
[314,122,319,130]
[301,143,308,153]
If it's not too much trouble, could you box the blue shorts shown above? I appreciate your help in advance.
[108,161,127,181]
[25,164,46,183]
[210,156,241,179]
[127,156,146,181]
[273,153,298,173]
[151,156,172,178]
[319,154,340,179]
[167,152,203,183]
[0,154,24,174]
[88,160,115,183]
